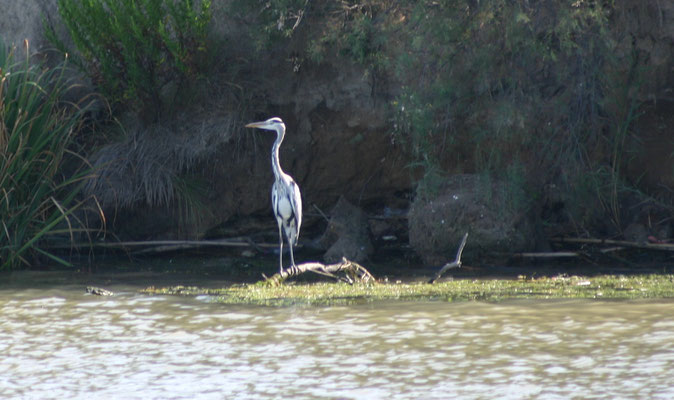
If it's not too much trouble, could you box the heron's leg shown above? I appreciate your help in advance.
[278,224,284,274]
[289,241,296,268]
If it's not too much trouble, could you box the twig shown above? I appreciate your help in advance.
[312,204,330,223]
[264,257,375,286]
[429,232,468,284]
[599,246,626,254]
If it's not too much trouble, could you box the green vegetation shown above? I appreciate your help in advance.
[5,0,660,270]
[42,0,215,231]
[392,0,653,233]
[0,40,92,269]
[47,0,212,120]
[231,0,650,234]
[393,1,636,190]
[230,1,389,70]
[229,0,308,46]
[144,274,674,306]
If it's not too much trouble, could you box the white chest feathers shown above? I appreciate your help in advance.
[276,195,293,221]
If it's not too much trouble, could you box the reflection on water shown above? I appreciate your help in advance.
[1,285,673,399]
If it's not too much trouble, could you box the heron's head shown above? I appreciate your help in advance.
[245,117,285,131]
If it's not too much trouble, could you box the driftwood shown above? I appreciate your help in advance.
[510,245,628,259]
[552,237,674,251]
[429,232,469,284]
[508,237,674,267]
[512,251,580,258]
[85,286,114,296]
[45,238,280,254]
[263,257,375,286]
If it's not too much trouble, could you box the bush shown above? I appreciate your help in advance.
[230,0,389,70]
[392,0,642,229]
[47,0,212,120]
[0,40,93,269]
[395,1,608,165]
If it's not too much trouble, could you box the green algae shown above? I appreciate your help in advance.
[142,274,674,306]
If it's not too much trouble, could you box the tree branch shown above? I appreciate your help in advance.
[552,236,674,251]
[429,232,468,284]
[264,257,375,286]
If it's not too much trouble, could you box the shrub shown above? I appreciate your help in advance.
[392,0,642,227]
[47,0,212,120]
[0,39,94,269]
[230,0,389,70]
[395,1,608,166]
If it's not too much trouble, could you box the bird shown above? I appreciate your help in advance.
[245,117,302,274]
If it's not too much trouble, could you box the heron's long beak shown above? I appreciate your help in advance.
[245,121,265,128]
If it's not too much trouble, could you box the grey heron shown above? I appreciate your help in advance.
[245,117,302,274]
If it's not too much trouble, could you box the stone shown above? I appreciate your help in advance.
[318,196,373,263]
[408,175,535,265]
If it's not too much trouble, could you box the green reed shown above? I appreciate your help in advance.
[0,39,93,269]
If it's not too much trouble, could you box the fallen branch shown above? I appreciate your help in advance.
[131,237,271,255]
[43,238,280,254]
[552,237,674,251]
[85,286,114,296]
[429,232,469,284]
[264,257,375,286]
[511,251,581,258]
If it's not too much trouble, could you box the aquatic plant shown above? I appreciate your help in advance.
[0,39,94,269]
[143,274,674,306]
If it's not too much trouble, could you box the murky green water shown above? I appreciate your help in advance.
[1,276,673,399]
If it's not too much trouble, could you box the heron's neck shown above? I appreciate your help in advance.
[271,125,286,179]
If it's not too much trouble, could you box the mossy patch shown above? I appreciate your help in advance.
[142,274,674,306]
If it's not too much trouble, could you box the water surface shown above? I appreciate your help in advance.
[1,278,673,399]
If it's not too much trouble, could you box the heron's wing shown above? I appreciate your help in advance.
[289,179,302,233]
[271,183,279,219]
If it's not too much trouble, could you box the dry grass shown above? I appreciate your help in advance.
[87,110,241,210]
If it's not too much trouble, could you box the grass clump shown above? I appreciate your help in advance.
[143,274,674,306]
[0,39,94,269]
[46,0,212,121]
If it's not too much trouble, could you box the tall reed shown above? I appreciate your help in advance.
[0,39,93,269]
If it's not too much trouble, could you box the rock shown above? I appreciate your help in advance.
[318,196,373,263]
[408,174,534,265]
[623,223,649,243]
[0,2,58,51]
[623,199,673,244]
[368,219,391,237]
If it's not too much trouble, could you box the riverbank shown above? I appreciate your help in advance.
[3,1,674,272]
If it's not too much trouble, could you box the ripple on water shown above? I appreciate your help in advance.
[1,292,674,399]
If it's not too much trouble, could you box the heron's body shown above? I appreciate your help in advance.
[245,117,302,273]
